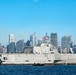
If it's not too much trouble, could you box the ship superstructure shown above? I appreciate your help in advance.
[0,43,76,65]
[0,43,57,65]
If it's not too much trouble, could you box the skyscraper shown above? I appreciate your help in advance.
[9,34,14,43]
[61,36,71,52]
[30,33,36,46]
[16,39,24,53]
[7,34,15,53]
[50,33,58,48]
[7,42,16,53]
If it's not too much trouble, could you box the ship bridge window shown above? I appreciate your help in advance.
[47,45,49,47]
[3,57,7,60]
[25,60,29,62]
[48,60,51,61]
[51,52,54,54]
[0,54,2,57]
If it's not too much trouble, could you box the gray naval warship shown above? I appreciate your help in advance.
[0,42,76,65]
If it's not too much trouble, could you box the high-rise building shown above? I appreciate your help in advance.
[9,34,14,43]
[7,42,16,53]
[0,45,4,53]
[73,45,76,53]
[50,33,58,48]
[61,36,71,53]
[16,39,24,53]
[25,40,30,46]
[30,33,36,46]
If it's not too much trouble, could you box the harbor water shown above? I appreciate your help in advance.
[0,65,76,75]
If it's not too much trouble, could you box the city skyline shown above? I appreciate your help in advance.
[0,0,76,45]
[0,33,74,46]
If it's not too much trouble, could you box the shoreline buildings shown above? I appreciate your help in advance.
[0,33,74,54]
[50,33,58,49]
[16,39,24,53]
[30,33,36,47]
[9,34,14,43]
[7,34,15,53]
[61,36,71,53]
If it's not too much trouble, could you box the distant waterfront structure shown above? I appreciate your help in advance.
[73,45,76,53]
[25,40,30,46]
[9,34,14,43]
[30,33,36,46]
[58,46,62,53]
[7,42,16,53]
[0,44,3,53]
[16,39,24,53]
[61,36,71,53]
[50,33,58,49]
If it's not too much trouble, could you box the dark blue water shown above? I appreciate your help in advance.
[0,65,76,75]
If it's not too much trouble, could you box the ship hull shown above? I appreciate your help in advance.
[1,53,76,65]
[0,53,55,65]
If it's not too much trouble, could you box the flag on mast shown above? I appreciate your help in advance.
[42,36,46,41]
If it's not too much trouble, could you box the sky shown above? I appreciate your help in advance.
[0,0,76,46]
